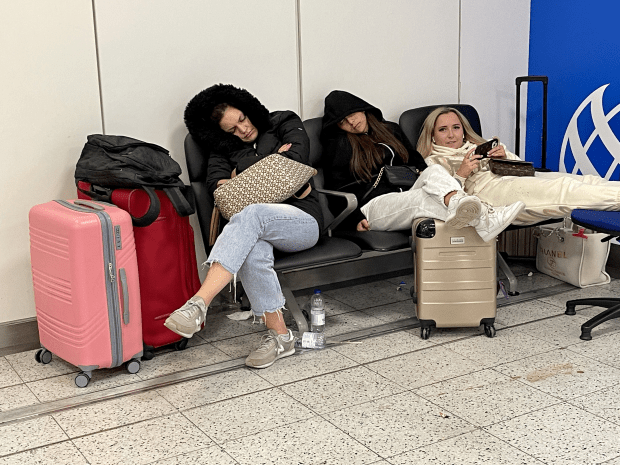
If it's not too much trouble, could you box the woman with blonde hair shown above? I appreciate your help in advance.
[418,106,620,225]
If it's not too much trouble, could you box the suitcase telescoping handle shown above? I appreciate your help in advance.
[119,268,130,324]
[515,76,548,169]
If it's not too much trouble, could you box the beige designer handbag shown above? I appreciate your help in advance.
[534,218,611,288]
[213,153,317,221]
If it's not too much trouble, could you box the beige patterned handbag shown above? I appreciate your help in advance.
[213,154,317,220]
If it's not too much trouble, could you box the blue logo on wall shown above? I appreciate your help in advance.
[560,84,620,180]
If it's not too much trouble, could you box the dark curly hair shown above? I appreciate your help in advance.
[184,83,271,152]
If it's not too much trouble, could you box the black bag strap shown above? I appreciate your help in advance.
[163,186,195,217]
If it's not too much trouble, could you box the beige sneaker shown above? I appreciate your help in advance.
[163,296,207,338]
[245,329,296,369]
[445,193,482,229]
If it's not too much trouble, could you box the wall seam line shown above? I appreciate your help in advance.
[295,0,303,118]
[92,0,106,134]
[458,0,462,103]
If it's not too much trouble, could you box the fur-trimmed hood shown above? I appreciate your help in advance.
[184,84,271,153]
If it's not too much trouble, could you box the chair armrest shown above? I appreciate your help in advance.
[315,188,358,235]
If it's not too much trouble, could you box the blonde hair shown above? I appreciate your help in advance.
[416,107,486,158]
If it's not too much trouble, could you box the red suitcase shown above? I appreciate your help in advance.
[29,199,143,387]
[77,182,202,358]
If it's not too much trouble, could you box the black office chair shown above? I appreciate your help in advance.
[565,209,620,340]
[398,104,552,295]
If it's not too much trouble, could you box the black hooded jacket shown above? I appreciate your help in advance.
[184,84,323,231]
[320,90,427,230]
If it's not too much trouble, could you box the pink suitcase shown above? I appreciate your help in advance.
[29,199,143,387]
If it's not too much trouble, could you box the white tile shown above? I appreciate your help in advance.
[568,383,620,425]
[325,391,475,457]
[184,387,314,444]
[72,413,210,465]
[52,390,177,437]
[415,368,560,427]
[495,299,565,327]
[366,344,482,389]
[515,273,572,294]
[0,384,39,412]
[485,402,620,465]
[26,365,141,403]
[331,330,434,364]
[150,445,239,465]
[136,343,231,380]
[495,348,620,400]
[0,441,88,465]
[195,312,265,343]
[157,368,273,410]
[359,299,417,323]
[388,429,541,464]
[446,327,557,367]
[0,358,24,388]
[5,350,77,383]
[0,416,67,458]
[280,366,406,414]
[324,280,411,310]
[210,332,264,359]
[324,310,387,338]
[568,332,620,369]
[222,417,379,465]
[516,314,594,347]
[253,348,356,386]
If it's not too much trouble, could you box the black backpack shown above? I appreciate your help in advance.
[75,134,194,226]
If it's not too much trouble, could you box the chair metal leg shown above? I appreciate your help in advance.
[579,303,620,340]
[497,252,519,296]
[282,286,309,334]
[565,298,620,315]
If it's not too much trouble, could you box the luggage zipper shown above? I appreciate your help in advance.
[55,200,124,367]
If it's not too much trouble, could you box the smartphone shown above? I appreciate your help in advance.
[474,138,499,157]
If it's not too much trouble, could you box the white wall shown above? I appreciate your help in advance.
[460,0,531,151]
[0,2,102,324]
[0,1,531,325]
[299,0,460,122]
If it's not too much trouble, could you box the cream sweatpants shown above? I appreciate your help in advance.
[360,164,463,231]
[469,171,620,226]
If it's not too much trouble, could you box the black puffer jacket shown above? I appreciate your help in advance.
[184,84,323,231]
[321,90,427,230]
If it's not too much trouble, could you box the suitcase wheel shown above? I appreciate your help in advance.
[35,349,52,365]
[174,338,189,351]
[126,359,141,374]
[75,372,91,388]
[421,327,431,340]
[484,324,496,338]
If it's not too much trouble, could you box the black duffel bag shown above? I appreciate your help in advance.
[75,134,194,226]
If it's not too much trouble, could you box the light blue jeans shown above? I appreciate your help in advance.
[207,203,319,316]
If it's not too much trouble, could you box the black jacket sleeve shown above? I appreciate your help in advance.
[390,123,427,172]
[206,150,234,196]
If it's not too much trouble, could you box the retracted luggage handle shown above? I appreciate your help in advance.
[515,76,548,170]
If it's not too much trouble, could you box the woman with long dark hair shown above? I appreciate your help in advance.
[320,90,523,240]
[165,84,323,369]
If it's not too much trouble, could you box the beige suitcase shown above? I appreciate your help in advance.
[412,218,497,340]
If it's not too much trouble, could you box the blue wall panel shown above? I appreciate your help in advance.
[527,0,620,178]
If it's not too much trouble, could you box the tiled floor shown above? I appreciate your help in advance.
[2,259,620,464]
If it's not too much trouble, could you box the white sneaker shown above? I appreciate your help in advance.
[164,296,207,338]
[472,201,525,242]
[445,193,482,229]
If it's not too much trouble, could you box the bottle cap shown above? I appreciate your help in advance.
[314,289,321,294]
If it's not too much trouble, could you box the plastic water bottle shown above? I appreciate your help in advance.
[308,289,325,348]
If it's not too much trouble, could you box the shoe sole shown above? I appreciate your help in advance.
[478,202,525,242]
[445,198,482,229]
[246,346,295,369]
[163,320,197,339]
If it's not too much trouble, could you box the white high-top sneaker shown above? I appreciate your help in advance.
[471,201,525,242]
[445,192,482,229]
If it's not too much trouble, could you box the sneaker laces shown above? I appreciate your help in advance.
[255,332,283,355]
[176,299,204,321]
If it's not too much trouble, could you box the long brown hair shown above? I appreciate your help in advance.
[348,113,409,182]
[417,107,486,158]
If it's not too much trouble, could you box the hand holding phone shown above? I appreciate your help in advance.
[474,138,499,158]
